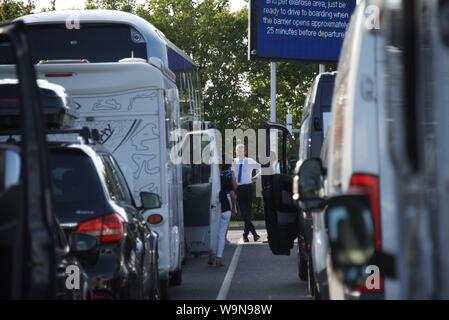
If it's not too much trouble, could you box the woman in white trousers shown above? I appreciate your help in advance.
[215,161,237,267]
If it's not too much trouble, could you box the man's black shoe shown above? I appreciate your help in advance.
[243,236,249,243]
[254,235,261,242]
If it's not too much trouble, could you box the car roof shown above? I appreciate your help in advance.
[47,140,110,158]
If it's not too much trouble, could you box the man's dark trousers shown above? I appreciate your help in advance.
[237,183,258,238]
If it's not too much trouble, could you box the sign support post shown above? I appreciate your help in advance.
[270,62,277,123]
[270,61,277,154]
[319,64,326,74]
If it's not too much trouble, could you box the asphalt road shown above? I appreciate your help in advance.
[170,229,310,300]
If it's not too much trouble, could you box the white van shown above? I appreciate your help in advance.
[0,58,185,295]
[292,0,401,299]
[318,0,449,300]
[324,0,401,300]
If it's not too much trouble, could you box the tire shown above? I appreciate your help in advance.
[298,249,308,281]
[314,281,321,300]
[307,252,316,298]
[151,269,161,300]
[182,241,188,265]
[160,278,170,300]
[170,268,182,286]
[120,283,132,300]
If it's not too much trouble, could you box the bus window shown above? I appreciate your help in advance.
[0,24,147,64]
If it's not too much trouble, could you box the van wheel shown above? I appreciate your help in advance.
[170,268,182,286]
[160,278,170,300]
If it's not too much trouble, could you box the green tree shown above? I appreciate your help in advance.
[136,0,327,134]
[80,0,326,134]
[0,0,34,22]
[85,0,136,13]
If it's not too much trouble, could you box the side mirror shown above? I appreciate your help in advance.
[325,194,376,286]
[0,147,21,193]
[68,233,98,253]
[292,158,326,211]
[140,192,162,210]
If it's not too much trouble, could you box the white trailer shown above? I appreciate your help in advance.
[0,58,185,293]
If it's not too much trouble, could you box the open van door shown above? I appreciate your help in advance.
[182,129,220,256]
[262,122,299,256]
[0,21,55,299]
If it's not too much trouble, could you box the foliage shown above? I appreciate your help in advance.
[86,0,327,133]
[0,0,34,22]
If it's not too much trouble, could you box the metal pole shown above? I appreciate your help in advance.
[319,64,326,74]
[270,62,277,123]
[270,62,277,155]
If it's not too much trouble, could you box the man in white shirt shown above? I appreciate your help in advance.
[232,144,261,242]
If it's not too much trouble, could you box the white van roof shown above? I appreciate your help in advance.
[0,61,164,96]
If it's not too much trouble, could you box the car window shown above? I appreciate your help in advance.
[108,155,135,206]
[182,134,211,187]
[49,149,105,219]
[101,155,130,204]
[299,115,311,162]
[0,24,148,64]
[322,112,332,138]
[319,81,334,112]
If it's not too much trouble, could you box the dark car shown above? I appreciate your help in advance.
[296,72,336,298]
[47,134,160,300]
[0,21,91,300]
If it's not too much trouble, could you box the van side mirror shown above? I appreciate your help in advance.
[292,158,326,211]
[140,192,162,210]
[325,194,376,286]
[0,147,21,193]
[68,233,97,253]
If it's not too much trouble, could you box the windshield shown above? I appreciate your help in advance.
[0,23,147,64]
[49,149,106,222]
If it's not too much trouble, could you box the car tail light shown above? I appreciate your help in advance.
[147,214,163,225]
[76,213,124,244]
[352,277,385,294]
[91,291,113,300]
[349,174,381,250]
[349,174,384,294]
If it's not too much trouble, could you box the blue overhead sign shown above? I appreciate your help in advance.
[249,0,357,62]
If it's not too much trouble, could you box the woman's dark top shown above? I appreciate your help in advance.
[219,169,234,212]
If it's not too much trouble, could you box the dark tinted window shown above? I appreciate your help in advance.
[319,81,334,113]
[0,24,147,64]
[108,155,134,205]
[182,135,211,187]
[101,155,132,204]
[49,149,105,216]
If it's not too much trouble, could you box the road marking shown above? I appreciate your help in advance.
[216,238,244,300]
